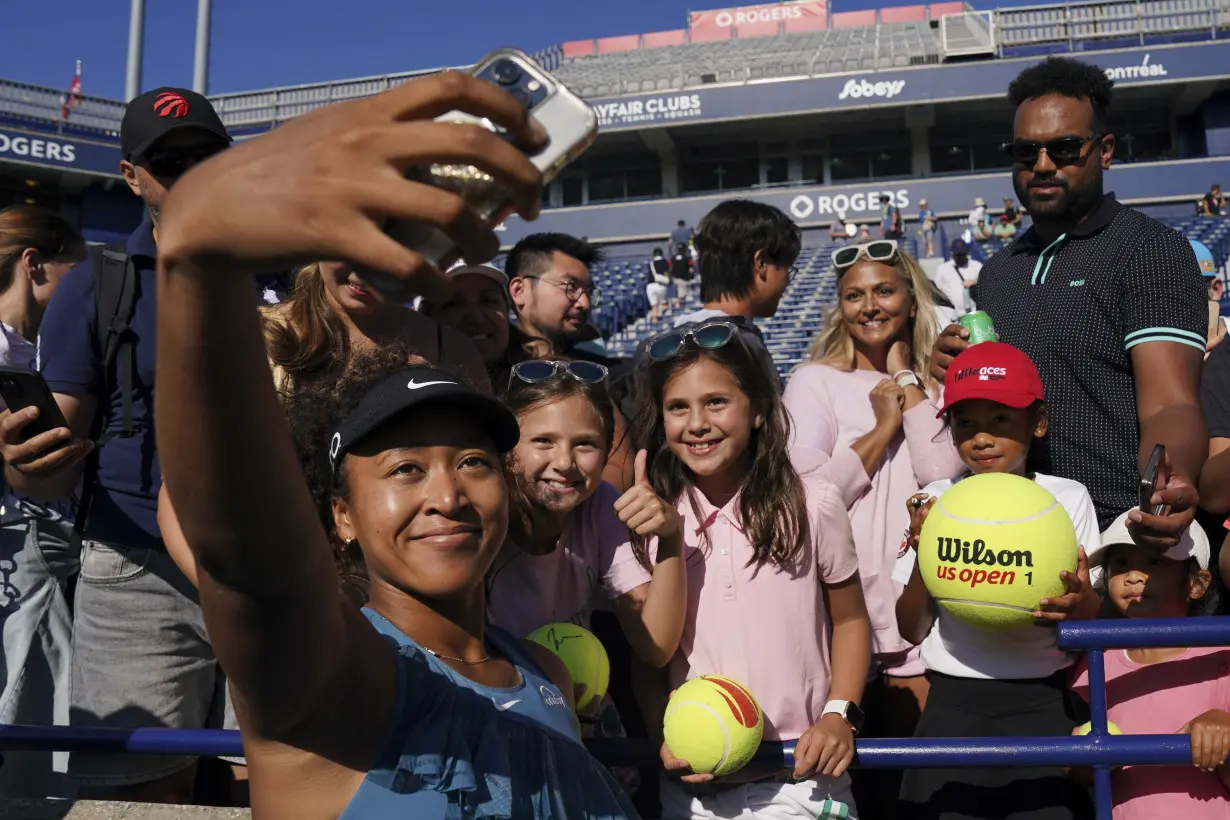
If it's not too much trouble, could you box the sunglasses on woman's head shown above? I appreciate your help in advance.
[647,321,740,362]
[831,239,898,272]
[510,359,609,386]
[1000,134,1103,167]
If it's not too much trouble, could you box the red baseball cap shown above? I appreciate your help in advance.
[937,341,1045,417]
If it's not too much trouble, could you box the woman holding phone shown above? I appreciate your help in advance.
[0,205,85,797]
[154,71,637,818]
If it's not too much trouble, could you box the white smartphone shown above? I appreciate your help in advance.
[358,48,598,297]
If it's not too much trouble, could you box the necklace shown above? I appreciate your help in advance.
[423,646,493,665]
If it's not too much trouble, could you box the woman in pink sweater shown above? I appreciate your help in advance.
[783,240,965,815]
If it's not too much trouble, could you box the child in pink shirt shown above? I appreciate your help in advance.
[487,360,689,809]
[487,359,686,669]
[1071,511,1230,819]
[627,320,873,820]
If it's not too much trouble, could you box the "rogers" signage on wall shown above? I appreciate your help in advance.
[690,1,828,34]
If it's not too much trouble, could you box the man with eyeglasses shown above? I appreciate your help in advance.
[506,233,609,363]
[0,87,236,804]
[931,56,1207,553]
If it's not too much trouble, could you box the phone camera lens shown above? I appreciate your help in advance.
[491,59,522,86]
[509,88,531,108]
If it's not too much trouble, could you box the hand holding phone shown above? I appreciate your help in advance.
[1139,443,1170,517]
[356,49,597,300]
[0,367,92,480]
[0,367,68,438]
[155,67,547,307]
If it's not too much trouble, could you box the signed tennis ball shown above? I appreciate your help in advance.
[526,622,609,713]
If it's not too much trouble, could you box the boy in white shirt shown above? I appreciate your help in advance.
[892,341,1099,820]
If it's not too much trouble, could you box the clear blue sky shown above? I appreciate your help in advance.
[2,0,1030,100]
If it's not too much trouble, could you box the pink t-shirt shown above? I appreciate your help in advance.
[648,474,860,742]
[486,481,650,638]
[783,365,965,661]
[1071,645,1230,819]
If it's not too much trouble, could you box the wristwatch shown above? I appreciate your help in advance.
[892,369,923,391]
[821,700,866,735]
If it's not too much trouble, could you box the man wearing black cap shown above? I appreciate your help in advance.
[0,87,233,803]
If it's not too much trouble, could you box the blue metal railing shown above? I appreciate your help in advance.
[0,617,1224,818]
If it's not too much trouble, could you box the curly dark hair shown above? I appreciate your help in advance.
[1007,56,1114,132]
[280,341,436,597]
[629,336,810,574]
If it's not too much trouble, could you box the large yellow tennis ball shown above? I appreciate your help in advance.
[663,675,764,776]
[919,473,1078,629]
[526,622,609,713]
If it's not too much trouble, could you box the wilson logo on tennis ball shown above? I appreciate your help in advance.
[933,538,1036,588]
[707,676,759,728]
[918,472,1077,630]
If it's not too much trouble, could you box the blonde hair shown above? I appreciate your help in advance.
[805,250,941,390]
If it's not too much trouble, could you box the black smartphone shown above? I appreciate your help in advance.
[0,366,69,440]
[1138,443,1168,516]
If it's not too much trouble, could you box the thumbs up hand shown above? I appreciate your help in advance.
[613,450,682,541]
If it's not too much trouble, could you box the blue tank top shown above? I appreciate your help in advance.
[338,608,639,820]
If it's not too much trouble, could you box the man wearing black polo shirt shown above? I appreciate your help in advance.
[932,57,1207,549]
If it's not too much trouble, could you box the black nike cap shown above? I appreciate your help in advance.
[328,366,520,475]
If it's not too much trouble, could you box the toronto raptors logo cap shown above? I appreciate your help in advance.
[121,86,232,161]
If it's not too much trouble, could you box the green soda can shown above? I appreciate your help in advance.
[959,311,999,345]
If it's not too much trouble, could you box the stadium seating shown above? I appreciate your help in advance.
[553,21,943,99]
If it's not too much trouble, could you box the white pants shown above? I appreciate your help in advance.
[660,774,858,819]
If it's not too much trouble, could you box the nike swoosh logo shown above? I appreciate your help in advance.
[407,379,456,390]
[495,699,521,711]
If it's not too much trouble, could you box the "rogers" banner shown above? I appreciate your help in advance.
[689,1,828,34]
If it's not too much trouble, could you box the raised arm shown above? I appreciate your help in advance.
[156,252,384,741]
[611,452,686,668]
[154,71,548,745]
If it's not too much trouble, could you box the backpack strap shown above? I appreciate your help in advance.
[76,245,137,535]
[90,244,138,447]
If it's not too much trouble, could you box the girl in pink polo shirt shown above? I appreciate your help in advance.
[628,321,874,820]
[1071,513,1230,819]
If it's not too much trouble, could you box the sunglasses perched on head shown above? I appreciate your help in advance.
[510,359,608,386]
[1000,135,1103,167]
[831,239,898,272]
[647,320,740,362]
[137,143,227,179]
